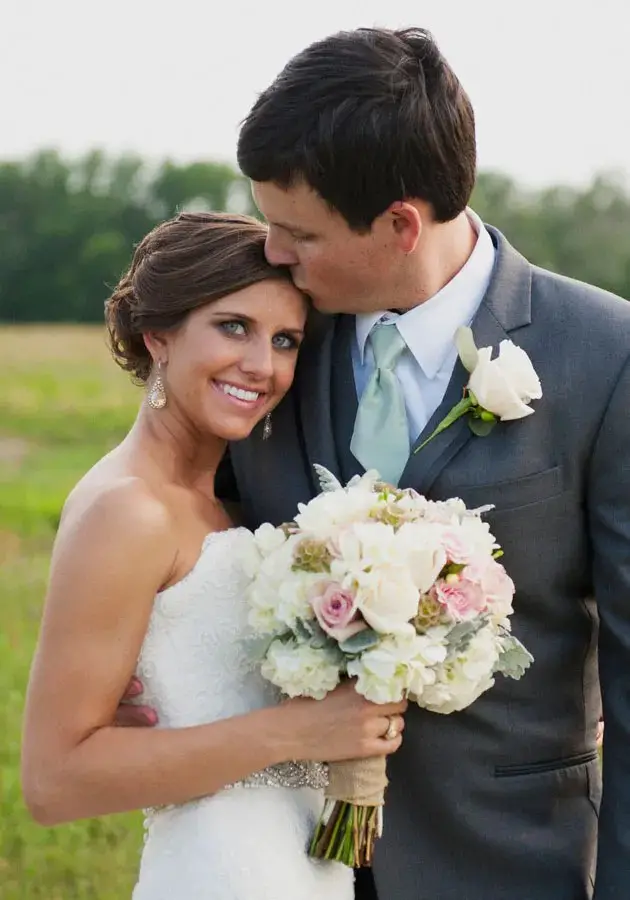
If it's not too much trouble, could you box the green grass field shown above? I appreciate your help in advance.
[1,325,144,898]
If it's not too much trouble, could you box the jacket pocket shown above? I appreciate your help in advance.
[451,465,563,513]
[495,749,599,778]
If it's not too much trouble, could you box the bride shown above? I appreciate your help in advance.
[20,212,406,900]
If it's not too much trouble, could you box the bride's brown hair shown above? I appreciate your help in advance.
[105,212,291,382]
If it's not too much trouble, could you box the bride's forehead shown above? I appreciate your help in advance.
[183,286,306,327]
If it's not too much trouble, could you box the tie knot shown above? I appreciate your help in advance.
[369,323,406,370]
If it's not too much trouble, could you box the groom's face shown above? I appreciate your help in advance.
[252,180,403,315]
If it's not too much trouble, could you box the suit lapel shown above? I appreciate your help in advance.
[399,227,533,496]
[296,310,342,492]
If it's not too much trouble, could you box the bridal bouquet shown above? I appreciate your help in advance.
[244,467,533,867]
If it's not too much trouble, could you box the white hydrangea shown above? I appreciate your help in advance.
[419,625,500,714]
[256,532,302,581]
[253,522,288,556]
[457,515,499,558]
[416,497,467,525]
[260,639,341,699]
[246,576,286,636]
[294,482,378,540]
[239,530,265,580]
[274,571,320,630]
[347,632,447,703]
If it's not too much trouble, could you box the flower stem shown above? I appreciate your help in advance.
[310,801,381,867]
[414,396,473,453]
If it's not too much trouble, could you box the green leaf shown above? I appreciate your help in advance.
[295,617,337,650]
[494,636,534,679]
[294,619,313,642]
[414,396,474,453]
[445,616,489,654]
[338,628,380,654]
[468,417,497,438]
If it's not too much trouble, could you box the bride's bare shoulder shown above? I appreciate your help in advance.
[57,462,175,564]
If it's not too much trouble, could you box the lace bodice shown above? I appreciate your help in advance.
[135,528,277,729]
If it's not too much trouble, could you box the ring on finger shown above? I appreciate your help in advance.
[384,715,398,741]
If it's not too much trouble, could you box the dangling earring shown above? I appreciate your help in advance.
[262,413,272,440]
[147,361,167,409]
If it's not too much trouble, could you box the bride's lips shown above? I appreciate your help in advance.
[212,380,268,411]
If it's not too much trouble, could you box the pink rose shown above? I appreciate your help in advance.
[431,577,486,621]
[310,582,368,642]
[465,558,515,617]
[440,528,473,565]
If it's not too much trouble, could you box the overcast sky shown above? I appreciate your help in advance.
[2,0,629,187]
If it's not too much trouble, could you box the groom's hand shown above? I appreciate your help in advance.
[113,676,158,727]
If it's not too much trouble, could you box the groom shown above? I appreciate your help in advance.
[227,26,630,899]
[123,27,630,899]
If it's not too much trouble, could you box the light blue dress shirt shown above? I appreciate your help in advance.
[351,210,496,443]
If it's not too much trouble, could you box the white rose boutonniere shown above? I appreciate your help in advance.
[415,326,542,451]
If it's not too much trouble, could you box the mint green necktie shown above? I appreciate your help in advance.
[350,322,410,486]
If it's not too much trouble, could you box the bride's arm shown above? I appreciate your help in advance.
[20,482,302,825]
[22,481,406,826]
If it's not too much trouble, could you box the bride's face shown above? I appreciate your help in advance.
[157,279,307,441]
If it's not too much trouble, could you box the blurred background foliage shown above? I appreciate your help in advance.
[1,149,628,326]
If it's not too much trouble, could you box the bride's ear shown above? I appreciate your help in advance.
[143,331,169,366]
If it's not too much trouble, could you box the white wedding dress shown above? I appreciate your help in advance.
[132,527,354,900]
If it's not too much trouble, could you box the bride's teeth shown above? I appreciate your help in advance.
[221,383,260,402]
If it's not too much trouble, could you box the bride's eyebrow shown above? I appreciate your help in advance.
[210,311,251,319]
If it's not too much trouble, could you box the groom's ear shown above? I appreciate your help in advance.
[388,201,423,253]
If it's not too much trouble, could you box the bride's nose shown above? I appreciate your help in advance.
[239,337,274,381]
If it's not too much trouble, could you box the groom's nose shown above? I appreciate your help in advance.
[265,231,298,267]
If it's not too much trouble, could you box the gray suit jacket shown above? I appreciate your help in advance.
[219,228,630,899]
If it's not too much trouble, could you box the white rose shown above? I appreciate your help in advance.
[260,639,341,699]
[457,326,542,421]
[394,522,448,591]
[353,567,419,635]
[334,521,409,573]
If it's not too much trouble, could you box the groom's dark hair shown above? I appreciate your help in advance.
[237,27,476,231]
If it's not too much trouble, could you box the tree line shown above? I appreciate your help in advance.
[0,149,628,323]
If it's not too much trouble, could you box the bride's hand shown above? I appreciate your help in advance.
[279,680,407,762]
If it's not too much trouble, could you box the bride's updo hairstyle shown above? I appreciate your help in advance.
[105,212,291,382]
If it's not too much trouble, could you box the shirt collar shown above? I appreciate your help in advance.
[355,209,496,378]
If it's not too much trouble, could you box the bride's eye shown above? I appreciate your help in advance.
[272,333,299,351]
[218,320,247,337]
